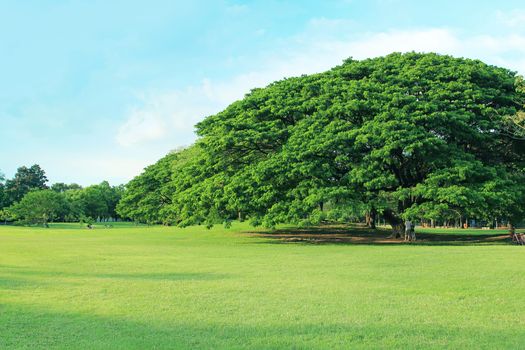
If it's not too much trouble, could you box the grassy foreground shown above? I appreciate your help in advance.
[1,223,525,349]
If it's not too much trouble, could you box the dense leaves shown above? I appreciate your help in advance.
[0,165,123,225]
[120,53,525,230]
[4,164,48,205]
[117,151,179,224]
[9,190,69,226]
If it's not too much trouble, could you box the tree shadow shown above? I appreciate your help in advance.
[90,272,228,281]
[1,303,524,349]
[0,276,47,290]
[245,225,512,246]
[0,269,229,282]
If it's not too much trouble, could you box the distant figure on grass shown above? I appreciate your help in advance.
[510,225,524,245]
[404,220,416,242]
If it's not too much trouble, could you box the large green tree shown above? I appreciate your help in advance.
[118,53,525,232]
[171,53,525,231]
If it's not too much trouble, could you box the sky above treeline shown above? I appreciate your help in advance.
[1,0,525,186]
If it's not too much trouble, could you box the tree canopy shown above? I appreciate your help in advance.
[116,148,193,224]
[4,164,48,206]
[9,189,69,226]
[118,53,525,231]
[0,165,123,225]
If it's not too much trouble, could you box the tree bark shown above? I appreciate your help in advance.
[369,207,377,229]
[383,208,404,238]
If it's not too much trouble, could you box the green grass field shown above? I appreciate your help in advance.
[1,223,525,349]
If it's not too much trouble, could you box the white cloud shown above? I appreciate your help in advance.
[343,28,461,58]
[116,105,167,147]
[308,17,355,30]
[226,4,249,15]
[116,27,525,149]
[115,83,236,147]
[34,152,150,186]
[496,9,525,28]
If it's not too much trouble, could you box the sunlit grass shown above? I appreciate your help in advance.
[1,223,524,349]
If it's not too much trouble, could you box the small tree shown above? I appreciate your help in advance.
[9,190,68,227]
[0,207,14,224]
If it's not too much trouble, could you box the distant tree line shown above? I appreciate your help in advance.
[0,165,123,226]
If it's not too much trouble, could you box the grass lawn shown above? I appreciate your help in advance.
[1,223,525,349]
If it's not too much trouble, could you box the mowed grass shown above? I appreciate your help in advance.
[1,223,525,349]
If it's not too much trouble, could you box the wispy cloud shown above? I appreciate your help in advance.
[115,26,525,149]
[496,9,525,28]
[116,105,167,147]
[115,79,249,147]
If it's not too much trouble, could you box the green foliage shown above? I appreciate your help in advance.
[172,52,525,228]
[9,189,69,226]
[0,208,13,222]
[63,189,86,221]
[4,164,48,206]
[78,181,123,220]
[117,150,181,224]
[0,171,6,209]
[117,53,525,229]
[0,164,122,224]
[51,182,82,193]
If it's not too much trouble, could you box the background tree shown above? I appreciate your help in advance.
[0,164,123,224]
[51,182,82,193]
[0,171,6,210]
[78,181,123,220]
[62,188,85,222]
[5,164,48,205]
[9,190,69,227]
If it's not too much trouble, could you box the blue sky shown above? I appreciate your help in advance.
[2,0,525,185]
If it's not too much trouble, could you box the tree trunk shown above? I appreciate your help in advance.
[509,222,516,240]
[383,209,404,238]
[369,207,377,229]
[365,207,377,229]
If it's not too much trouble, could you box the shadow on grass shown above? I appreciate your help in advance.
[0,303,524,349]
[245,225,512,246]
[0,276,48,290]
[0,268,226,290]
[91,272,228,281]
